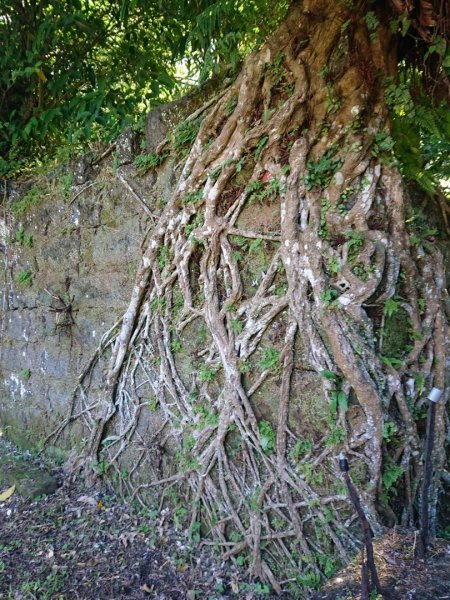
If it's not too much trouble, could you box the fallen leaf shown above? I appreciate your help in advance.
[140,583,153,594]
[119,531,138,547]
[77,495,97,506]
[0,484,16,502]
[76,558,98,568]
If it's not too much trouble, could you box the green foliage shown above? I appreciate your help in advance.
[320,288,339,307]
[296,569,321,589]
[325,426,345,446]
[0,1,178,174]
[382,458,404,491]
[11,186,46,215]
[290,438,313,462]
[19,368,31,381]
[304,148,343,190]
[198,363,216,382]
[379,352,403,369]
[185,212,204,237]
[329,391,348,414]
[320,370,348,419]
[258,347,280,371]
[170,338,183,352]
[371,131,395,162]
[188,1,288,84]
[133,151,167,173]
[230,318,244,333]
[254,136,269,161]
[384,298,399,318]
[172,116,204,157]
[324,84,341,114]
[157,246,170,269]
[1,0,289,176]
[345,229,364,260]
[258,420,276,455]
[386,78,450,195]
[12,225,33,248]
[182,190,204,205]
[194,404,219,427]
[15,269,33,286]
[246,177,282,204]
[382,421,398,443]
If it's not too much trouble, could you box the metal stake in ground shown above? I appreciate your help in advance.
[338,453,383,596]
[416,387,443,560]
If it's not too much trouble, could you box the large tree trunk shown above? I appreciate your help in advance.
[53,1,448,594]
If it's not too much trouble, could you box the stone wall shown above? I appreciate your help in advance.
[0,158,175,453]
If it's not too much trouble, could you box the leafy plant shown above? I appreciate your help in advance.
[372,131,395,160]
[325,426,345,446]
[382,421,398,443]
[345,229,364,260]
[258,420,276,454]
[296,569,321,589]
[320,288,339,307]
[254,135,269,161]
[11,186,46,215]
[19,368,31,381]
[304,148,343,190]
[157,246,170,269]
[134,151,167,173]
[15,269,33,287]
[364,11,379,32]
[182,190,203,205]
[185,212,204,237]
[13,225,33,248]
[320,370,348,416]
[230,319,244,333]
[173,116,204,156]
[258,347,280,371]
[380,355,403,369]
[382,459,404,491]
[384,298,399,317]
[290,438,313,461]
[198,364,216,382]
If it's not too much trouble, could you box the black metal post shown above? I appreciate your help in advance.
[416,387,442,559]
[339,453,383,596]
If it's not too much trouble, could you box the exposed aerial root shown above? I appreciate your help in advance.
[44,3,449,594]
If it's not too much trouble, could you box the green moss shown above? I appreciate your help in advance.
[11,185,47,215]
[382,307,411,359]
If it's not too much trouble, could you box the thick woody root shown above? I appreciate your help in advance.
[46,2,449,593]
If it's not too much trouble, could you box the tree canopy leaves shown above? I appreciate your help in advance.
[0,0,288,175]
[0,0,449,193]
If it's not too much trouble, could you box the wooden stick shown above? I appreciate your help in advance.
[339,453,383,596]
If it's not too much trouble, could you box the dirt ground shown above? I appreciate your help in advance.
[0,441,274,600]
[312,530,450,600]
[1,440,450,599]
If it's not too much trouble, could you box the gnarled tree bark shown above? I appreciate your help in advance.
[47,1,449,593]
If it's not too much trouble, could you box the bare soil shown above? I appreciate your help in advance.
[312,529,450,600]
